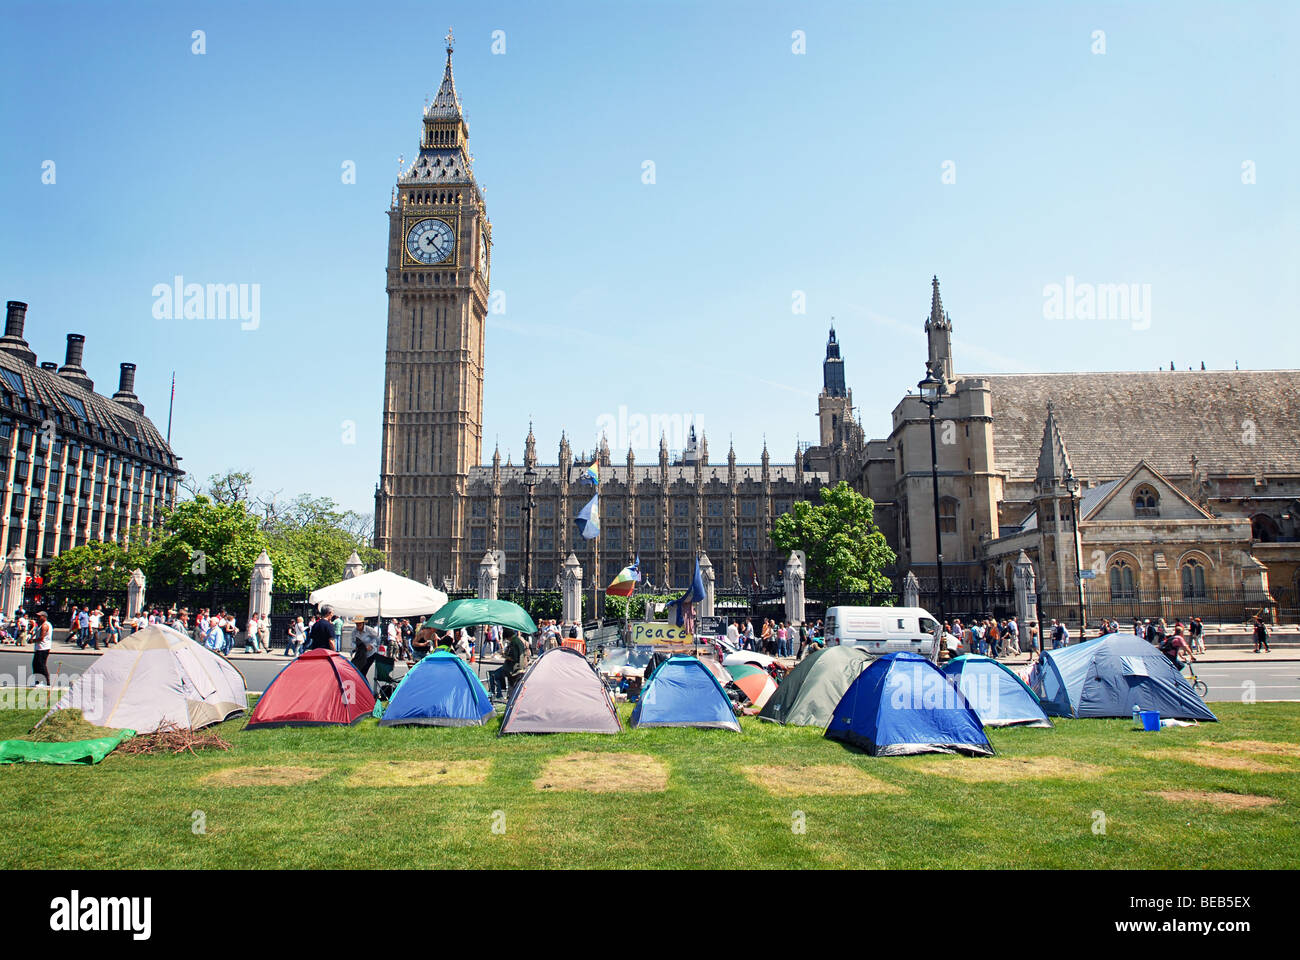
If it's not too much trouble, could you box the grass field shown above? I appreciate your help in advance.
[1,698,1296,869]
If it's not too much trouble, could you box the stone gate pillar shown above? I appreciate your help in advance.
[248,549,273,634]
[127,568,147,619]
[478,552,499,600]
[343,550,364,580]
[903,570,920,609]
[562,552,583,625]
[1014,550,1037,642]
[784,551,805,626]
[0,547,26,619]
[698,552,715,617]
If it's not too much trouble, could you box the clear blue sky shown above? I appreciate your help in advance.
[2,1,1295,515]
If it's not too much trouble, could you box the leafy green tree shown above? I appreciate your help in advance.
[263,494,384,591]
[772,481,896,593]
[47,540,132,591]
[146,495,269,591]
[150,474,385,593]
[604,593,681,622]
[46,526,158,593]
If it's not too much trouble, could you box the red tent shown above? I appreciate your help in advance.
[246,649,375,728]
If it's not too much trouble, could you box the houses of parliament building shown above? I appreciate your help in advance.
[375,37,1300,611]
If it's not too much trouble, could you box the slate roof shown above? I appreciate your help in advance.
[978,371,1300,480]
[401,149,472,184]
[426,46,462,120]
[0,350,179,470]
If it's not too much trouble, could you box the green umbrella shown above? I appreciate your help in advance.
[422,598,537,635]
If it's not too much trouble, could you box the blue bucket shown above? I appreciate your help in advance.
[1140,710,1161,732]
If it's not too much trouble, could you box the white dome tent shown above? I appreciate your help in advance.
[38,623,248,732]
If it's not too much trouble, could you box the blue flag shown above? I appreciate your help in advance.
[666,556,706,627]
[574,491,600,540]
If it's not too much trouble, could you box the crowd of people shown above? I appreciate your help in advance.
[722,618,823,658]
[942,617,1026,658]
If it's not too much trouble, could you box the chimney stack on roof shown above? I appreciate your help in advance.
[113,362,144,414]
[58,333,95,392]
[0,301,37,366]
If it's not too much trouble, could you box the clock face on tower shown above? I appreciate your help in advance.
[406,218,456,264]
[478,231,488,276]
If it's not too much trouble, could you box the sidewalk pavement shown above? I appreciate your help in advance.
[7,636,514,666]
[14,634,1299,665]
[981,647,1298,665]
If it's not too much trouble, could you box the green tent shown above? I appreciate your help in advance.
[758,645,874,727]
[0,730,136,765]
[423,598,537,635]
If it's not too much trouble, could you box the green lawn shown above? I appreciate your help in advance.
[1,699,1296,869]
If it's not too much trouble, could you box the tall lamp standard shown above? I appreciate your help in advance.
[917,365,946,625]
[521,464,538,615]
[1064,470,1086,644]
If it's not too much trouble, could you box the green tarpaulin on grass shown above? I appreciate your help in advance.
[0,730,135,765]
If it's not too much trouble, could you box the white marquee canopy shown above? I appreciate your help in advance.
[308,568,449,619]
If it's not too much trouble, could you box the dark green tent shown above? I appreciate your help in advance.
[758,645,874,727]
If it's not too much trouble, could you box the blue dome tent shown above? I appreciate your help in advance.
[826,652,994,756]
[941,655,1052,728]
[630,656,741,731]
[377,651,494,727]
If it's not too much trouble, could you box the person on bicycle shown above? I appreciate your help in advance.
[1160,628,1195,671]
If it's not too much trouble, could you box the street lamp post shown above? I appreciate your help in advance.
[917,365,946,625]
[521,464,538,616]
[1064,470,1086,644]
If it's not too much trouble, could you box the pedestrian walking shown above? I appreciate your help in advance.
[31,611,52,686]
[1253,617,1271,653]
[285,616,305,657]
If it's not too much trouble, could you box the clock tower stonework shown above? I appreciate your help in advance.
[374,30,490,586]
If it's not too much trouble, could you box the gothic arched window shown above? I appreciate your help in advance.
[1181,557,1207,599]
[1134,484,1160,518]
[1109,559,1136,600]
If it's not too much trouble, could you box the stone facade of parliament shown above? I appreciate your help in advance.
[375,43,1300,612]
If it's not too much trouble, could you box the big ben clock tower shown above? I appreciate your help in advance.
[375,29,490,586]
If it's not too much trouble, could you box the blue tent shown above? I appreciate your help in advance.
[630,656,741,731]
[1032,634,1216,721]
[826,652,994,756]
[377,651,494,727]
[942,655,1052,728]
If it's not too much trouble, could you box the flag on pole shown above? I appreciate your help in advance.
[606,556,641,597]
[666,556,706,631]
[579,457,599,486]
[574,491,600,540]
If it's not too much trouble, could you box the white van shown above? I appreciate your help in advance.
[824,606,942,656]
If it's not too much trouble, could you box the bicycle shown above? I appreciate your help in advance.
[1179,658,1208,698]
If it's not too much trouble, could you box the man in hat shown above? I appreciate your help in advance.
[351,619,377,678]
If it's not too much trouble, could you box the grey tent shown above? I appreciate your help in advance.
[499,647,622,734]
[1032,634,1216,721]
[758,645,874,727]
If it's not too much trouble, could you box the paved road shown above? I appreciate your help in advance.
[1192,661,1300,703]
[1,649,1297,703]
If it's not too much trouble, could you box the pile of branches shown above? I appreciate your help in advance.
[116,722,233,757]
